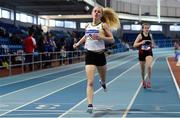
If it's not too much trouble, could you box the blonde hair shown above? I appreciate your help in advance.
[101,7,120,30]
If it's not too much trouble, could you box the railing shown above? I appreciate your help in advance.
[0,50,86,77]
[0,45,128,77]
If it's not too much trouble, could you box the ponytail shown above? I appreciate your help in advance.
[101,7,120,30]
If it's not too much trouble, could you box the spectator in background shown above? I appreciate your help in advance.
[2,58,9,69]
[47,32,56,52]
[66,38,74,64]
[45,32,56,66]
[37,34,48,68]
[174,40,180,66]
[1,44,9,54]
[174,40,179,57]
[10,33,22,44]
[23,28,36,71]
[72,31,79,57]
[72,31,78,44]
[60,45,66,65]
[0,27,6,37]
[0,58,2,69]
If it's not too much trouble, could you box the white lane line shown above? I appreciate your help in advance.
[0,54,132,87]
[0,64,84,87]
[166,57,180,99]
[123,111,180,114]
[0,79,85,117]
[0,56,135,98]
[0,56,136,116]
[3,111,180,116]
[0,70,84,98]
[121,56,158,118]
[58,62,139,118]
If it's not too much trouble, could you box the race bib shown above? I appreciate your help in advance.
[141,40,151,50]
[85,29,99,40]
[141,44,151,50]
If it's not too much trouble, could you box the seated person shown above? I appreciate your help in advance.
[174,40,180,66]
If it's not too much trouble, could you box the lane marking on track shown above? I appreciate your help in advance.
[166,57,180,99]
[122,54,178,118]
[0,55,133,87]
[121,56,158,118]
[0,56,136,116]
[58,62,139,118]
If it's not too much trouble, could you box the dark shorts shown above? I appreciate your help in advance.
[138,50,153,61]
[85,50,106,66]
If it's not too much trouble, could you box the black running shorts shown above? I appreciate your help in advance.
[138,50,153,61]
[85,50,106,66]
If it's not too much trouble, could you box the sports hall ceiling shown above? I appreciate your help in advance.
[115,0,180,7]
[0,0,180,20]
[0,0,107,15]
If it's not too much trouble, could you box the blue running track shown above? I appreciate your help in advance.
[0,48,179,118]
